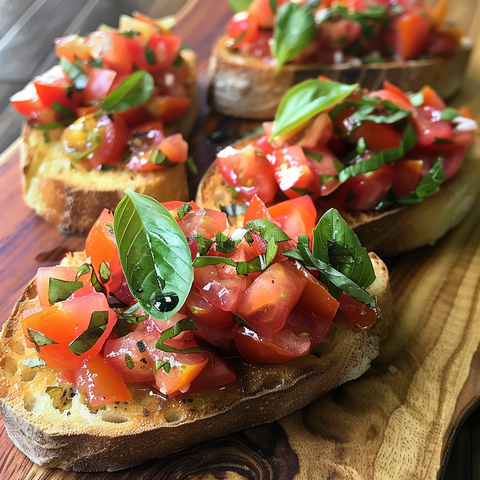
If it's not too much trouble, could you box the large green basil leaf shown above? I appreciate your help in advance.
[114,189,193,320]
[270,79,358,140]
[101,70,154,113]
[312,209,375,289]
[338,122,417,182]
[273,2,316,72]
[227,0,253,12]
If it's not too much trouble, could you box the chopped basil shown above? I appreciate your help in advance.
[90,269,104,293]
[304,150,323,162]
[22,357,46,368]
[363,55,387,63]
[271,79,358,140]
[220,203,248,217]
[185,156,198,175]
[119,30,140,38]
[156,360,171,372]
[125,354,135,369]
[338,122,417,183]
[227,0,253,12]
[215,231,240,254]
[101,70,154,113]
[68,311,109,355]
[145,43,156,65]
[233,313,256,332]
[225,185,239,199]
[76,263,91,280]
[69,131,101,162]
[105,223,114,234]
[33,122,64,131]
[51,102,75,120]
[177,203,192,220]
[115,308,148,325]
[356,137,366,154]
[440,107,461,121]
[232,30,247,47]
[48,277,83,304]
[114,190,193,321]
[99,261,111,283]
[155,317,203,354]
[396,158,446,204]
[273,2,316,71]
[195,231,214,256]
[291,186,313,196]
[409,92,424,107]
[59,57,89,90]
[242,125,265,138]
[432,137,454,145]
[150,150,174,167]
[27,328,58,352]
[97,164,118,171]
[269,0,278,12]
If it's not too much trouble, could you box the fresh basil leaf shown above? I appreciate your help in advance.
[225,185,239,199]
[220,203,248,217]
[432,137,454,145]
[105,223,114,234]
[312,208,376,289]
[338,122,417,183]
[273,2,316,71]
[291,186,313,196]
[22,357,46,368]
[150,150,174,167]
[356,137,366,154]
[271,79,358,140]
[68,311,109,355]
[193,256,238,268]
[363,55,387,63]
[156,360,171,372]
[76,263,90,280]
[227,0,253,12]
[101,71,154,113]
[177,203,192,220]
[91,268,104,293]
[215,231,240,254]
[195,231,214,256]
[409,92,424,107]
[51,102,75,119]
[125,354,135,369]
[304,150,323,162]
[48,277,83,304]
[59,57,89,90]
[155,317,203,354]
[244,218,291,243]
[396,158,446,204]
[440,107,461,121]
[28,328,58,352]
[99,261,111,283]
[115,309,148,325]
[33,122,64,131]
[269,0,278,12]
[114,189,193,320]
[145,43,156,65]
[119,30,140,38]
[186,156,198,175]
[233,313,257,332]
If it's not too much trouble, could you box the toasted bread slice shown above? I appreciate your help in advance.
[208,36,473,120]
[0,251,392,471]
[21,50,199,235]
[196,135,480,257]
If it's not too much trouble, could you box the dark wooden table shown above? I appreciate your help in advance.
[0,0,479,478]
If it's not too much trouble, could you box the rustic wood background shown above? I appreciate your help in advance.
[1,0,480,478]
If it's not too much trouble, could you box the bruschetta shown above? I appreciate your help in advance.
[11,13,199,234]
[0,191,392,471]
[198,78,479,257]
[208,0,472,119]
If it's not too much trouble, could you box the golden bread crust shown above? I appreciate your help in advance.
[21,50,199,235]
[208,36,472,120]
[0,253,391,471]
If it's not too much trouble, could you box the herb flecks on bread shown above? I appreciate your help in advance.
[0,193,392,471]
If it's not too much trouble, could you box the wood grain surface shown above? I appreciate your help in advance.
[1,0,480,478]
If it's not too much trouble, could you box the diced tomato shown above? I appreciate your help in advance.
[284,308,332,350]
[74,354,132,405]
[227,12,259,48]
[75,105,100,117]
[391,159,423,198]
[395,11,430,60]
[191,315,234,349]
[62,113,129,168]
[22,293,116,370]
[419,85,445,110]
[36,266,92,308]
[179,208,229,240]
[10,83,59,124]
[273,146,320,198]
[338,292,379,329]
[412,106,453,147]
[147,33,182,71]
[247,0,275,28]
[348,121,402,151]
[413,144,465,180]
[83,67,116,105]
[268,195,317,241]
[194,264,249,312]
[54,34,92,63]
[104,330,156,382]
[85,209,123,294]
[233,325,311,364]
[124,121,165,171]
[33,66,82,110]
[234,260,308,337]
[254,134,275,157]
[297,113,334,149]
[369,81,415,113]
[216,145,277,203]
[186,287,234,328]
[158,133,188,163]
[100,31,133,74]
[331,164,396,210]
[146,96,191,123]
[244,195,275,224]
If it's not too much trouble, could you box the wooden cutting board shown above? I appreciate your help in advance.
[1,0,480,478]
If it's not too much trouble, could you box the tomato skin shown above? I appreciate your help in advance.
[22,293,116,370]
[234,260,309,337]
[244,195,275,224]
[284,308,332,350]
[247,0,275,28]
[369,81,415,113]
[191,315,234,349]
[227,12,259,48]
[348,121,402,151]
[147,33,182,71]
[85,209,123,294]
[395,11,430,60]
[74,354,132,405]
[338,292,379,329]
[268,195,317,241]
[124,121,165,171]
[10,83,59,124]
[413,106,453,147]
[101,31,133,74]
[297,112,334,149]
[83,67,116,105]
[216,145,277,203]
[55,34,92,63]
[233,325,311,364]
[159,133,188,163]
[331,164,396,210]
[146,96,191,123]
[391,159,423,198]
[186,287,234,328]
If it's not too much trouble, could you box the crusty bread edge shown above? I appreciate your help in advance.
[0,254,391,471]
[196,134,480,257]
[208,36,472,120]
[20,49,199,235]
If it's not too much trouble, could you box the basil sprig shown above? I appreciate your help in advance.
[114,189,193,321]
[270,79,358,140]
[48,277,83,304]
[396,159,446,204]
[273,2,316,72]
[68,311,109,355]
[338,122,417,183]
[283,209,376,306]
[155,317,203,354]
[101,70,154,113]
